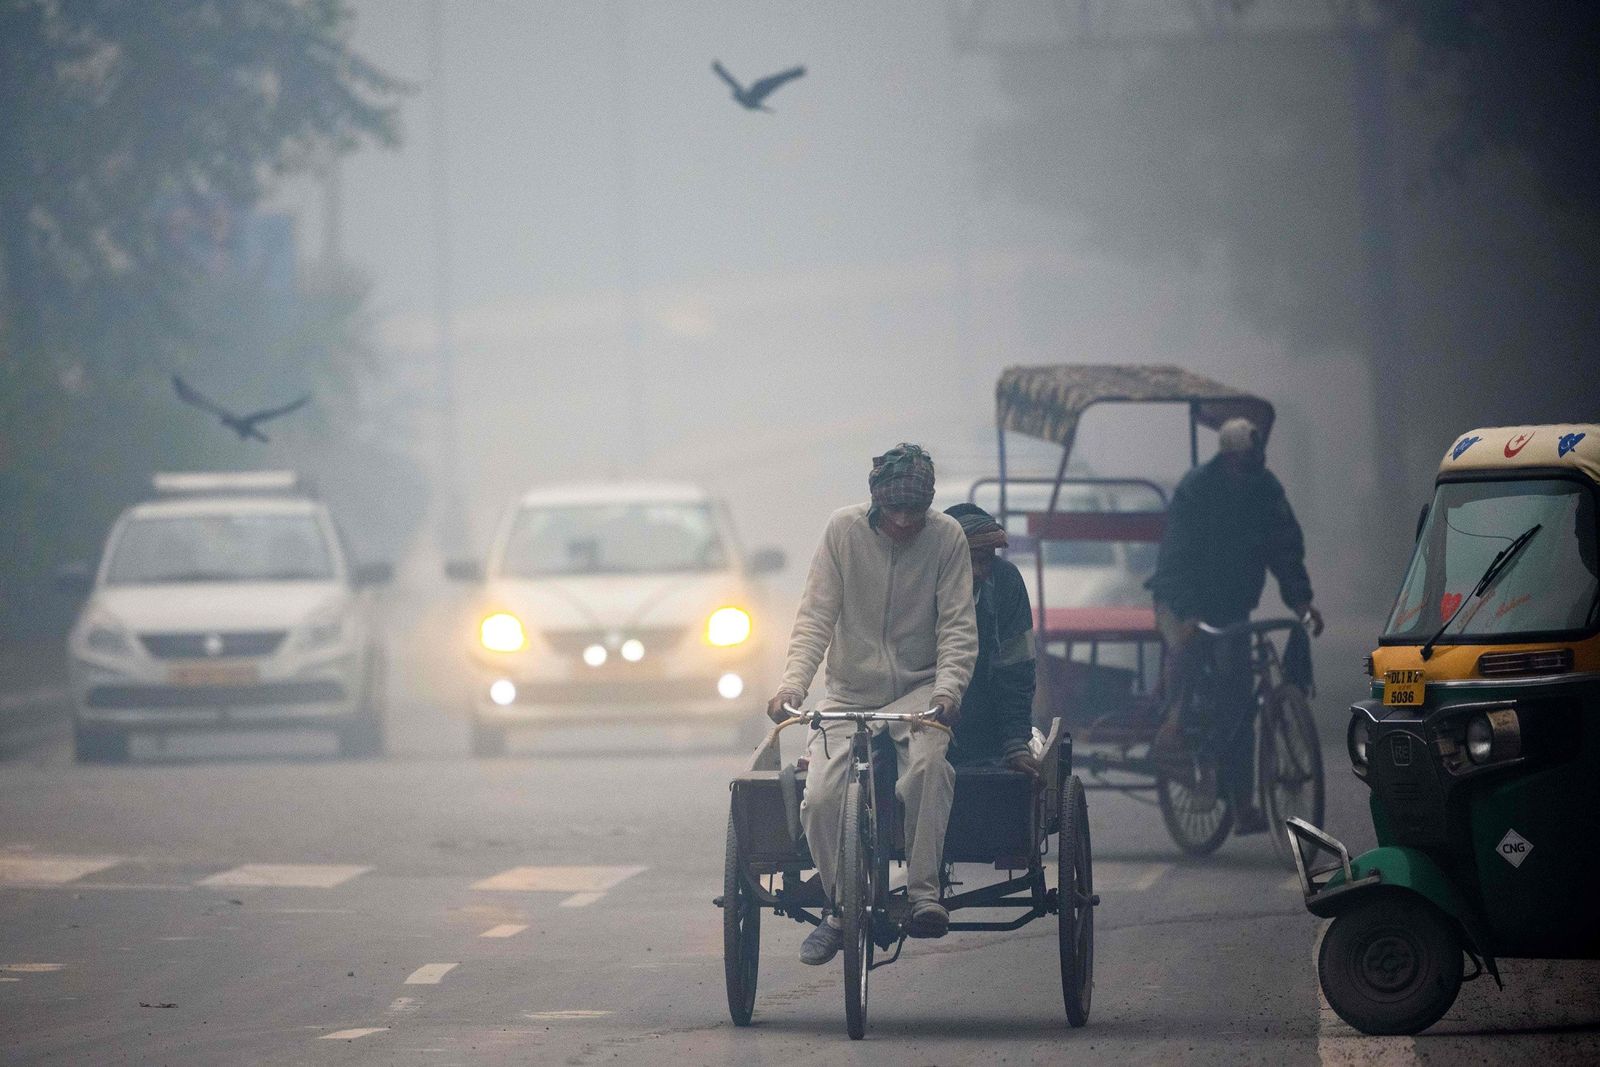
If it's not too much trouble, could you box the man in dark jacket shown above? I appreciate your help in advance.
[1146,417,1323,832]
[944,504,1040,779]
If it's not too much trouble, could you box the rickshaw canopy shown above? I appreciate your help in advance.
[1438,424,1600,483]
[995,364,1277,464]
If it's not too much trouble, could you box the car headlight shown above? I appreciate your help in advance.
[85,625,134,657]
[707,607,751,647]
[480,612,527,653]
[1347,715,1370,774]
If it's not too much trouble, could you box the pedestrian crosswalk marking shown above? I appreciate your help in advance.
[404,962,458,985]
[321,1028,388,1040]
[471,865,646,895]
[0,855,121,886]
[198,864,371,889]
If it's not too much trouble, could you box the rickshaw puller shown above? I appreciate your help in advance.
[766,444,978,964]
[944,503,1041,779]
[1147,417,1323,833]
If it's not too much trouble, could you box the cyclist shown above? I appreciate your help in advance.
[766,444,978,961]
[1147,417,1323,833]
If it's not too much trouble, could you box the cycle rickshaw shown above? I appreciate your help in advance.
[718,705,1095,1039]
[987,364,1324,863]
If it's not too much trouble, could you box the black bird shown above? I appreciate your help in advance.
[172,375,310,443]
[712,60,805,112]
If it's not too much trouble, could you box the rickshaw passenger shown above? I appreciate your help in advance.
[944,503,1041,779]
[1147,417,1324,833]
[766,444,978,963]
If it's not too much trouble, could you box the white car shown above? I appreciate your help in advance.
[63,472,390,762]
[451,482,784,755]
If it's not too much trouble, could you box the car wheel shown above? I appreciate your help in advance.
[74,722,129,764]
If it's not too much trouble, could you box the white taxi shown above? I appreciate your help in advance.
[63,472,390,761]
[452,483,783,755]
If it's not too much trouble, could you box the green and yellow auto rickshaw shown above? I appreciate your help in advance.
[1288,423,1600,1035]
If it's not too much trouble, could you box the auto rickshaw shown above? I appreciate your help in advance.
[1288,423,1600,1035]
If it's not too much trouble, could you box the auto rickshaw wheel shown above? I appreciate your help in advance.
[1318,895,1464,1036]
[839,772,873,1040]
[1259,684,1324,868]
[722,811,761,1026]
[1057,774,1094,1027]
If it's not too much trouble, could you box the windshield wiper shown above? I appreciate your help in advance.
[1421,522,1541,660]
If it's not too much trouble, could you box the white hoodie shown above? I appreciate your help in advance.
[780,504,978,709]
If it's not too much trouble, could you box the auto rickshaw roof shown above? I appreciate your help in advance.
[995,364,1275,460]
[1438,425,1600,483]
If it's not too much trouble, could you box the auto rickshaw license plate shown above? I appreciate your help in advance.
[1383,669,1425,707]
[168,662,259,687]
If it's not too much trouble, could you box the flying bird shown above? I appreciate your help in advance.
[712,60,805,112]
[172,375,310,443]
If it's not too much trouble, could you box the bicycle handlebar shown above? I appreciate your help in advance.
[1195,615,1315,640]
[777,704,953,735]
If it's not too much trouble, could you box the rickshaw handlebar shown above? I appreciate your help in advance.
[777,704,953,735]
[1195,614,1316,640]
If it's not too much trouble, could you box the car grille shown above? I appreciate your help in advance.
[86,681,345,708]
[540,626,692,657]
[139,631,288,659]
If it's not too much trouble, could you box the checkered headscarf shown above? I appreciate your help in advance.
[944,502,1009,551]
[868,443,935,525]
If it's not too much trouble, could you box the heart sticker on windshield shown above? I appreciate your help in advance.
[1440,592,1464,618]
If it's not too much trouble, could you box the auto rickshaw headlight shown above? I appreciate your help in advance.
[1465,708,1521,766]
[1347,716,1370,773]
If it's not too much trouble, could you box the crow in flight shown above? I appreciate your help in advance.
[712,61,805,112]
[172,375,310,443]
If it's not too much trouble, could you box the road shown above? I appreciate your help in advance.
[2,605,1597,1065]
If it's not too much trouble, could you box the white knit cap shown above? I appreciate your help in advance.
[1218,417,1261,454]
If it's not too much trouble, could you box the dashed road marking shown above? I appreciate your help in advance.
[0,855,122,885]
[471,865,646,896]
[560,892,604,908]
[1,964,65,973]
[404,963,458,985]
[1313,919,1418,1065]
[321,1028,388,1040]
[480,924,529,938]
[198,864,371,889]
[523,1010,613,1020]
[1094,862,1170,892]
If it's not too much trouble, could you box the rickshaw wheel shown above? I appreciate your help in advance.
[1058,775,1094,1027]
[1156,749,1234,856]
[839,773,873,1041]
[1319,895,1463,1036]
[722,811,761,1026]
[1259,684,1325,869]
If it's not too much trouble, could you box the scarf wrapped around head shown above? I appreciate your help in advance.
[868,443,935,527]
[944,502,1008,551]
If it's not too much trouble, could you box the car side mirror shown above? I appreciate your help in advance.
[352,562,393,588]
[748,547,786,576]
[54,562,93,596]
[1415,504,1430,542]
[445,559,483,583]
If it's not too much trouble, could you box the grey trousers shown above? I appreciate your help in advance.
[800,685,955,908]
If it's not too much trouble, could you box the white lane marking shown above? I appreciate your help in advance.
[480,924,528,938]
[0,855,121,885]
[559,892,604,908]
[523,1010,613,1020]
[198,864,371,889]
[404,963,458,985]
[386,996,422,1015]
[471,865,646,894]
[1,964,65,973]
[1094,862,1170,892]
[1,882,192,892]
[1314,919,1419,1066]
[321,1028,388,1040]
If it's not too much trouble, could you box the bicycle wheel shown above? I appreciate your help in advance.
[722,811,761,1025]
[839,772,873,1040]
[1156,745,1234,856]
[1259,684,1325,868]
[1058,775,1094,1027]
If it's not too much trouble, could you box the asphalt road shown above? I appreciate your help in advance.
[3,610,1597,1065]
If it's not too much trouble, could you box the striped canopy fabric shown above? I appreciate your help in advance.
[995,364,1276,461]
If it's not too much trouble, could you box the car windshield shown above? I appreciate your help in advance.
[107,514,336,584]
[500,502,727,577]
[1385,478,1599,642]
